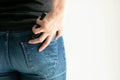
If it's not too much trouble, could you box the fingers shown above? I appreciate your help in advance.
[28,33,48,44]
[38,36,52,52]
[32,17,45,34]
[28,34,55,52]
[29,15,64,52]
[32,25,44,34]
[36,17,42,25]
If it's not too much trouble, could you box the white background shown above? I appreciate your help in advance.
[63,0,120,80]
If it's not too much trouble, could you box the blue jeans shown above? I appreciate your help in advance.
[0,30,66,80]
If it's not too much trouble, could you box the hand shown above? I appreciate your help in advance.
[28,13,63,52]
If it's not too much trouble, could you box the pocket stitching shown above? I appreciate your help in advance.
[20,42,31,69]
[20,40,59,78]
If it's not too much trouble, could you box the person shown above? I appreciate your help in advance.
[0,0,66,80]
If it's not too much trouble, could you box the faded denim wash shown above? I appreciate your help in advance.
[0,30,66,80]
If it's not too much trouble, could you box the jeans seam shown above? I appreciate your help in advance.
[5,31,14,69]
[20,42,30,71]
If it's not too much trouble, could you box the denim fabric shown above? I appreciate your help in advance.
[0,30,66,80]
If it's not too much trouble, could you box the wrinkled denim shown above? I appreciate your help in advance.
[0,30,66,80]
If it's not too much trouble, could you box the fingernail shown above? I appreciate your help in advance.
[38,49,42,52]
[28,41,32,43]
[38,50,41,52]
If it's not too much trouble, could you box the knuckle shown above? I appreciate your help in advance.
[36,19,40,25]
[34,32,38,34]
[33,30,38,34]
[47,31,51,34]
[36,18,39,24]
[42,20,45,24]
[44,27,50,33]
[43,24,47,29]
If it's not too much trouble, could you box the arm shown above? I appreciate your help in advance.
[28,0,66,52]
[49,0,66,20]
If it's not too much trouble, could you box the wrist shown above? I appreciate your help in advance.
[49,0,66,19]
[49,9,64,20]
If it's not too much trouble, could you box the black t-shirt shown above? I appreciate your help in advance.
[0,0,52,30]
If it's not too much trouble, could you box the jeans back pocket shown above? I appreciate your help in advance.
[20,40,59,78]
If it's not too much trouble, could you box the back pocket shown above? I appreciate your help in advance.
[20,40,59,78]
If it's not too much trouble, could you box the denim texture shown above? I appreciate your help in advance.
[0,30,66,80]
